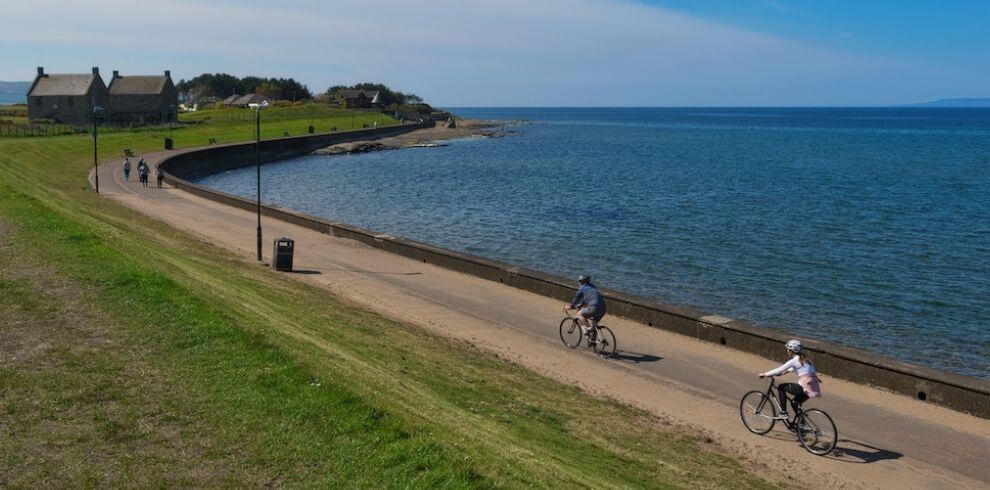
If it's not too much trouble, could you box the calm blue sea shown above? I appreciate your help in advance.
[198,108,990,379]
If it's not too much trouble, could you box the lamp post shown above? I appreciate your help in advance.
[92,105,106,193]
[168,104,176,140]
[249,100,269,261]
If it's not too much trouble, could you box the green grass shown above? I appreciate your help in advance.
[0,112,776,487]
[1,104,395,141]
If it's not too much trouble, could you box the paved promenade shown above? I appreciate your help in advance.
[97,151,990,488]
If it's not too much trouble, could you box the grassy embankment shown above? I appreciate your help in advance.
[0,106,775,487]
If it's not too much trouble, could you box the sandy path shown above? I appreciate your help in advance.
[95,148,990,488]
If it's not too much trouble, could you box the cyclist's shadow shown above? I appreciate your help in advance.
[763,431,902,464]
[828,440,903,464]
[611,350,663,364]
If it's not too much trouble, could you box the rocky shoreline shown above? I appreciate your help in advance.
[312,119,519,156]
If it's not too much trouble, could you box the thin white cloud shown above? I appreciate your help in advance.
[0,0,980,105]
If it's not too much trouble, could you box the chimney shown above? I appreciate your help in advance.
[164,70,170,79]
[113,70,119,79]
[92,66,99,76]
[37,66,44,77]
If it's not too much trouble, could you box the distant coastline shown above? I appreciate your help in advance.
[898,98,990,108]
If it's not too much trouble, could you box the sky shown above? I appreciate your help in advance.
[1,0,987,106]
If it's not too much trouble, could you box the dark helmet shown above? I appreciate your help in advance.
[578,275,591,284]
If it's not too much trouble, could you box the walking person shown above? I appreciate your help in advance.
[139,161,150,188]
[138,158,147,187]
[155,165,164,188]
[122,157,131,181]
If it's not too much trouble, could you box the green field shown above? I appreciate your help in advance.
[0,103,394,140]
[0,106,775,487]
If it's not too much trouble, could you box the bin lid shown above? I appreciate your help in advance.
[275,236,294,245]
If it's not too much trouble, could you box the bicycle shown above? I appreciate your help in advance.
[739,378,838,455]
[559,307,617,357]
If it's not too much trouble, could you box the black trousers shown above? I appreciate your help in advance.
[778,383,808,412]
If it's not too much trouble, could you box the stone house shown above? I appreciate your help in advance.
[229,93,272,108]
[337,90,382,109]
[107,70,179,124]
[27,67,110,126]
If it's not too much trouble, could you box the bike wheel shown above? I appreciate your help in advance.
[594,326,617,357]
[797,409,837,456]
[559,318,583,348]
[739,391,776,434]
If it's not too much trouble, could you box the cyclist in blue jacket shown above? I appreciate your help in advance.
[565,275,607,338]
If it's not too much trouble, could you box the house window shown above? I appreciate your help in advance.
[35,97,42,106]
[68,97,74,107]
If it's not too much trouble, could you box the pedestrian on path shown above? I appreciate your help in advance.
[156,165,164,188]
[138,160,150,188]
[123,158,131,181]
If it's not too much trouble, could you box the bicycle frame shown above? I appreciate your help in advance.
[563,306,600,331]
[758,378,800,428]
[561,307,615,355]
[742,377,837,455]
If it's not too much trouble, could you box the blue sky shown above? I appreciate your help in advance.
[1,0,987,106]
[648,0,990,63]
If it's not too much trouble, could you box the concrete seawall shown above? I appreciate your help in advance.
[159,129,990,419]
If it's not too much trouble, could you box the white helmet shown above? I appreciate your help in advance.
[785,339,803,353]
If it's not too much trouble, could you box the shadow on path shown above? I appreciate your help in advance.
[829,440,903,464]
[611,350,663,364]
[758,431,902,464]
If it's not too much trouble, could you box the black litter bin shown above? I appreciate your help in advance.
[164,137,174,150]
[273,237,294,271]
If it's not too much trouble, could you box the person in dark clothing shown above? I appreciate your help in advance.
[155,165,164,188]
[138,160,149,188]
[565,275,607,335]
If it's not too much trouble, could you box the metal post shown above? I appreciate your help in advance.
[93,111,99,194]
[256,106,262,262]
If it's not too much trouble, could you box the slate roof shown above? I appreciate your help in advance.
[338,89,381,101]
[232,94,271,106]
[28,74,96,97]
[109,76,168,95]
[222,94,241,105]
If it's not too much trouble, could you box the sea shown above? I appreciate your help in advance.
[196,107,990,380]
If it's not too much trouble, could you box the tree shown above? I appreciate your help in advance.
[176,73,241,101]
[175,73,313,102]
[276,78,312,101]
[322,83,426,107]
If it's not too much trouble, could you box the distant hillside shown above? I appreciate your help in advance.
[0,81,30,105]
[902,98,990,108]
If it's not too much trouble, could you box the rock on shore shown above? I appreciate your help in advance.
[312,119,519,156]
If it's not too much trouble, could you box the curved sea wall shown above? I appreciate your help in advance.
[160,129,990,419]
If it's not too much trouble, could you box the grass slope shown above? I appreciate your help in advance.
[0,108,775,487]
